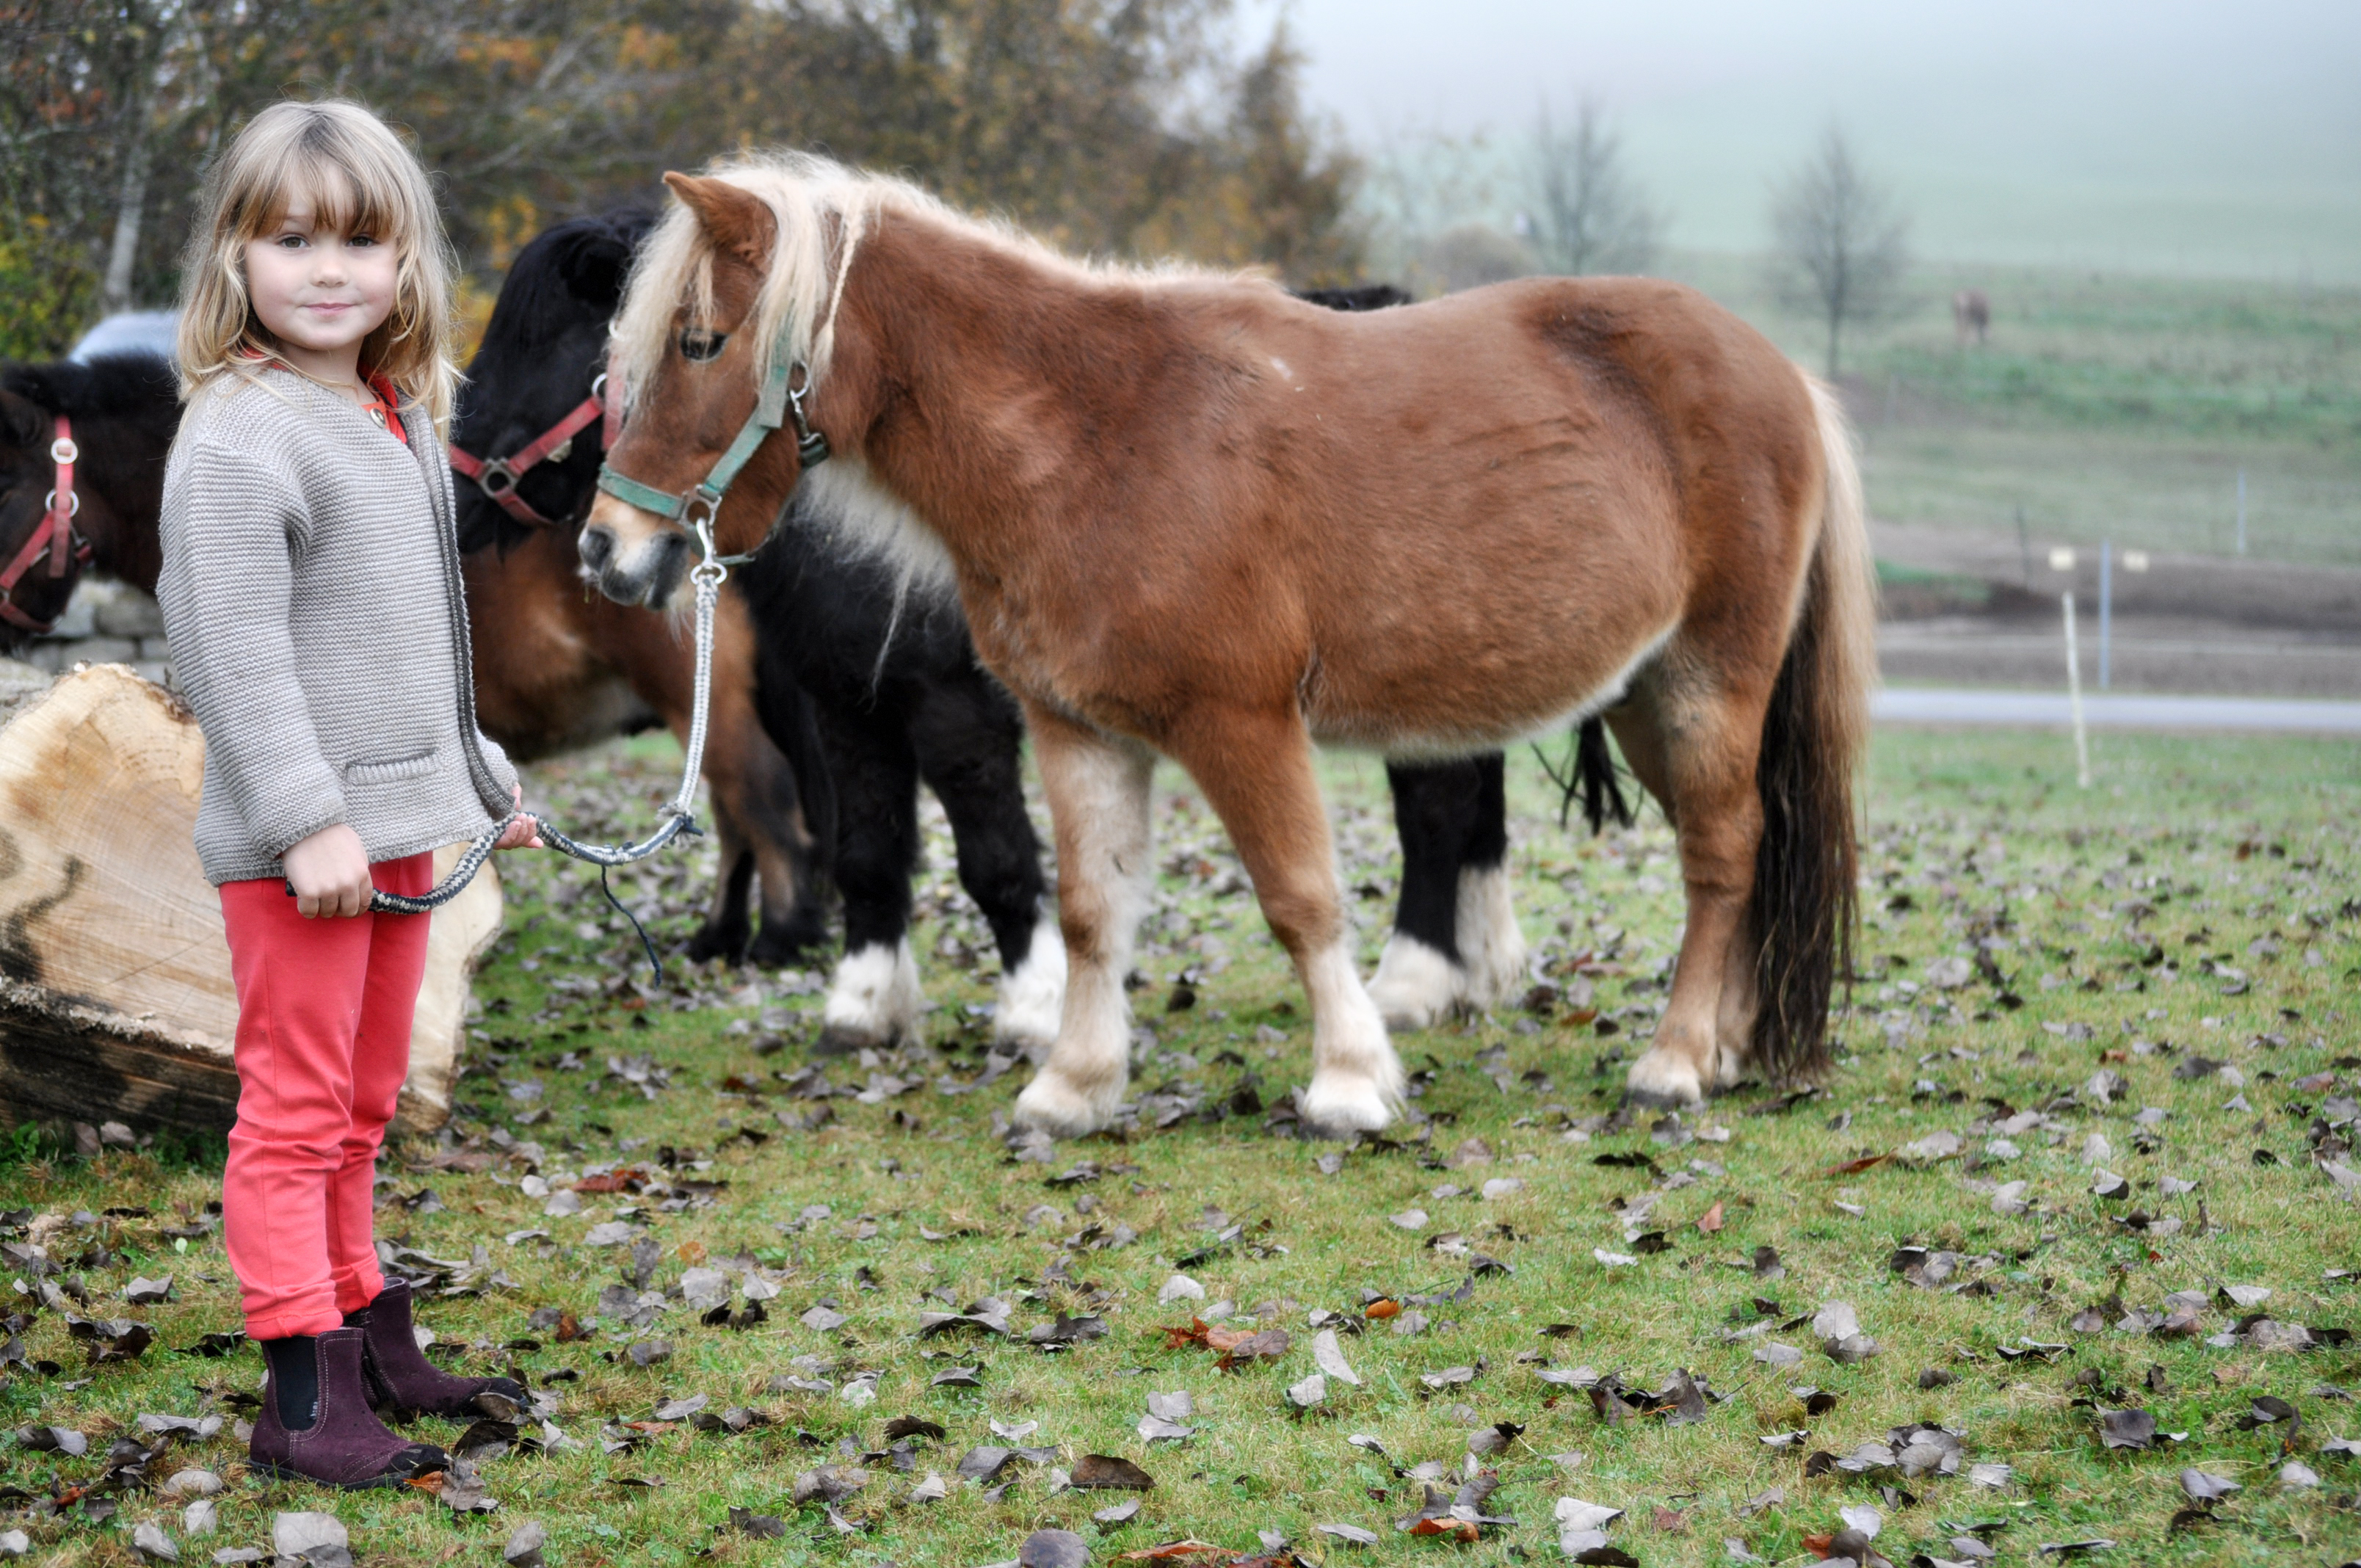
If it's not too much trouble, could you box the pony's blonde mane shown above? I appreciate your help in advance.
[609,149,1269,410]
[612,153,921,412]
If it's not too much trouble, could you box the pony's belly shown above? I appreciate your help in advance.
[1310,623,1676,759]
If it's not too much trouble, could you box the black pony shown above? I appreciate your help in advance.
[451,215,1625,1048]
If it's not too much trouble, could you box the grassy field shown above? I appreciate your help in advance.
[1661,254,2361,568]
[4,725,2361,1567]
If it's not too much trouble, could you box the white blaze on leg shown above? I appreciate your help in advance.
[1367,933,1459,1031]
[995,904,1068,1060]
[822,938,923,1047]
[1299,940,1404,1133]
[1012,731,1153,1137]
[1454,863,1529,1012]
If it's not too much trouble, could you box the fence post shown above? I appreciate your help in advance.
[2097,538,2113,689]
[2236,468,2248,556]
[2063,592,2091,789]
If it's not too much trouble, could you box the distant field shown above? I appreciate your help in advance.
[1662,254,2361,567]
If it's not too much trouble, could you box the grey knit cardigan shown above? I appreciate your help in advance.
[158,368,519,885]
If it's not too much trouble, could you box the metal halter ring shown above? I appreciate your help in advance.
[42,490,79,518]
[678,486,722,534]
[474,457,521,497]
[590,371,608,402]
[50,436,78,465]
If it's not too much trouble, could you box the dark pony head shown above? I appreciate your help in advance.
[0,352,178,650]
[454,208,655,555]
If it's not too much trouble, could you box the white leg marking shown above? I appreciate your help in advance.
[1454,863,1529,1012]
[1013,736,1153,1137]
[1299,940,1404,1134]
[1367,933,1459,1031]
[822,939,923,1047]
[995,905,1068,1060]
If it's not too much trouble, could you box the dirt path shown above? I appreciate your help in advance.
[1870,521,2361,697]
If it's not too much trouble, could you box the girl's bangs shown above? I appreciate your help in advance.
[236,138,405,244]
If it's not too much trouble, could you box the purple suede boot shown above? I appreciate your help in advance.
[347,1280,527,1419]
[249,1328,450,1489]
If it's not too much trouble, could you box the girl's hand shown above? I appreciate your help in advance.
[285,824,372,918]
[496,785,543,851]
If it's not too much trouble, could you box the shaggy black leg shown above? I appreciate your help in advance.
[910,675,1046,972]
[684,841,755,965]
[747,661,836,966]
[812,703,924,1054]
[1385,758,1483,963]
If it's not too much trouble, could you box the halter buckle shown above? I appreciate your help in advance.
[474,457,520,498]
[785,366,830,470]
[42,490,79,519]
[49,436,77,465]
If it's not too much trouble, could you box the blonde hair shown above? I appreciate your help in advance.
[175,99,460,435]
[611,150,877,421]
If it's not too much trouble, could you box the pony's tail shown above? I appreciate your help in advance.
[1747,376,1877,1081]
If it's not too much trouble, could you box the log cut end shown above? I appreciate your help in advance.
[0,664,503,1139]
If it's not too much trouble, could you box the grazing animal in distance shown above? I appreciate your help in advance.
[579,153,1876,1132]
[1954,288,1990,347]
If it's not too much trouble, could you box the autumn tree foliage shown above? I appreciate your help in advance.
[0,0,1360,357]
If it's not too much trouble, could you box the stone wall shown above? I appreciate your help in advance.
[14,579,174,690]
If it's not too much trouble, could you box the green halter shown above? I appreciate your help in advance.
[595,334,830,537]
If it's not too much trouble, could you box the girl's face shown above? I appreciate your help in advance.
[242,173,399,380]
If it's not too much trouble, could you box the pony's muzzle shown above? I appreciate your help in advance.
[578,504,690,610]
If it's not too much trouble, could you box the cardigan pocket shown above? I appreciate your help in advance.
[344,747,440,785]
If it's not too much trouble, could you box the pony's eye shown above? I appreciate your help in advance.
[679,328,728,363]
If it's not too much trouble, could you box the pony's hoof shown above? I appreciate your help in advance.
[1622,1050,1706,1110]
[1298,1074,1396,1138]
[812,1023,893,1058]
[1012,1071,1120,1138]
[681,922,750,966]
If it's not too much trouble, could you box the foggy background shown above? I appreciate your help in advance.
[1255,0,2361,279]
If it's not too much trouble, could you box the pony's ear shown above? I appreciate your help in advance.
[662,173,775,269]
[0,388,46,451]
[557,231,632,310]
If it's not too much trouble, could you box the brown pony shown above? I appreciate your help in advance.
[579,153,1876,1135]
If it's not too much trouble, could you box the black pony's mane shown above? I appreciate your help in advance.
[1,352,178,419]
[474,208,655,360]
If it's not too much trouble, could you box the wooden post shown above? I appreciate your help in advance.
[2062,594,2091,789]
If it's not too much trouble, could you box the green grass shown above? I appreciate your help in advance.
[5,726,2361,1567]
[1658,253,2361,567]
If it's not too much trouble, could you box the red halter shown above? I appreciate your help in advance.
[0,417,95,635]
[448,368,614,529]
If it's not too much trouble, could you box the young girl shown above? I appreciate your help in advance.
[160,99,541,1489]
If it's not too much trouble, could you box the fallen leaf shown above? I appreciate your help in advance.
[1072,1454,1156,1491]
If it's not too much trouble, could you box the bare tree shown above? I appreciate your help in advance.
[1527,96,1660,276]
[1769,126,1909,379]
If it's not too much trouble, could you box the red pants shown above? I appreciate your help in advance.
[218,852,432,1340]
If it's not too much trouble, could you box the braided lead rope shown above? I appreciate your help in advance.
[360,534,728,920]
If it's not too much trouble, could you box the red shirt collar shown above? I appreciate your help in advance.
[233,349,407,446]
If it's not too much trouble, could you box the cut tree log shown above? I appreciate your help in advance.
[0,664,501,1136]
